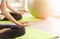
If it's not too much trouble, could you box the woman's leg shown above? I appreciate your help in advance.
[2,12,22,20]
[1,12,29,26]
[0,25,25,38]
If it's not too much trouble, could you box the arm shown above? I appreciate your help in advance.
[6,1,28,14]
[6,1,24,14]
[6,1,18,13]
[1,0,23,26]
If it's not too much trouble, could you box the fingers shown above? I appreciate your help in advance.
[18,22,30,27]
[18,10,28,15]
[0,28,11,33]
[21,22,30,26]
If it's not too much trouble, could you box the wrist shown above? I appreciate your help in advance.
[13,21,19,24]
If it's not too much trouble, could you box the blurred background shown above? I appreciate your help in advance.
[1,0,60,37]
[0,0,59,17]
[0,0,28,11]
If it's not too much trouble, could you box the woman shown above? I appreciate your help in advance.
[0,0,29,26]
[0,0,27,39]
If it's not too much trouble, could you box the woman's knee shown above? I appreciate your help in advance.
[10,12,22,20]
[0,25,25,38]
[1,12,22,20]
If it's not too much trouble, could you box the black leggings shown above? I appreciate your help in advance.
[0,25,25,39]
[1,12,22,21]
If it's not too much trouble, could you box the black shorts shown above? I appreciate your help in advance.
[1,12,22,21]
[0,24,25,38]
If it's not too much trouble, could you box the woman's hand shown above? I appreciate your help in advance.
[0,28,10,33]
[16,22,30,27]
[18,10,28,15]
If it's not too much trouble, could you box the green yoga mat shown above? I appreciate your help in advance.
[0,13,40,24]
[15,28,56,39]
[0,13,56,39]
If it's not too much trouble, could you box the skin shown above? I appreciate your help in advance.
[0,0,29,37]
[0,15,5,20]
[0,0,29,27]
[0,28,10,33]
[0,28,14,39]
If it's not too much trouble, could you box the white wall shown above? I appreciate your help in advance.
[48,0,60,15]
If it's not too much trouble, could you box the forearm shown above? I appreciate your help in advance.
[7,5,18,13]
[1,8,18,24]
[6,1,26,15]
[6,1,20,14]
